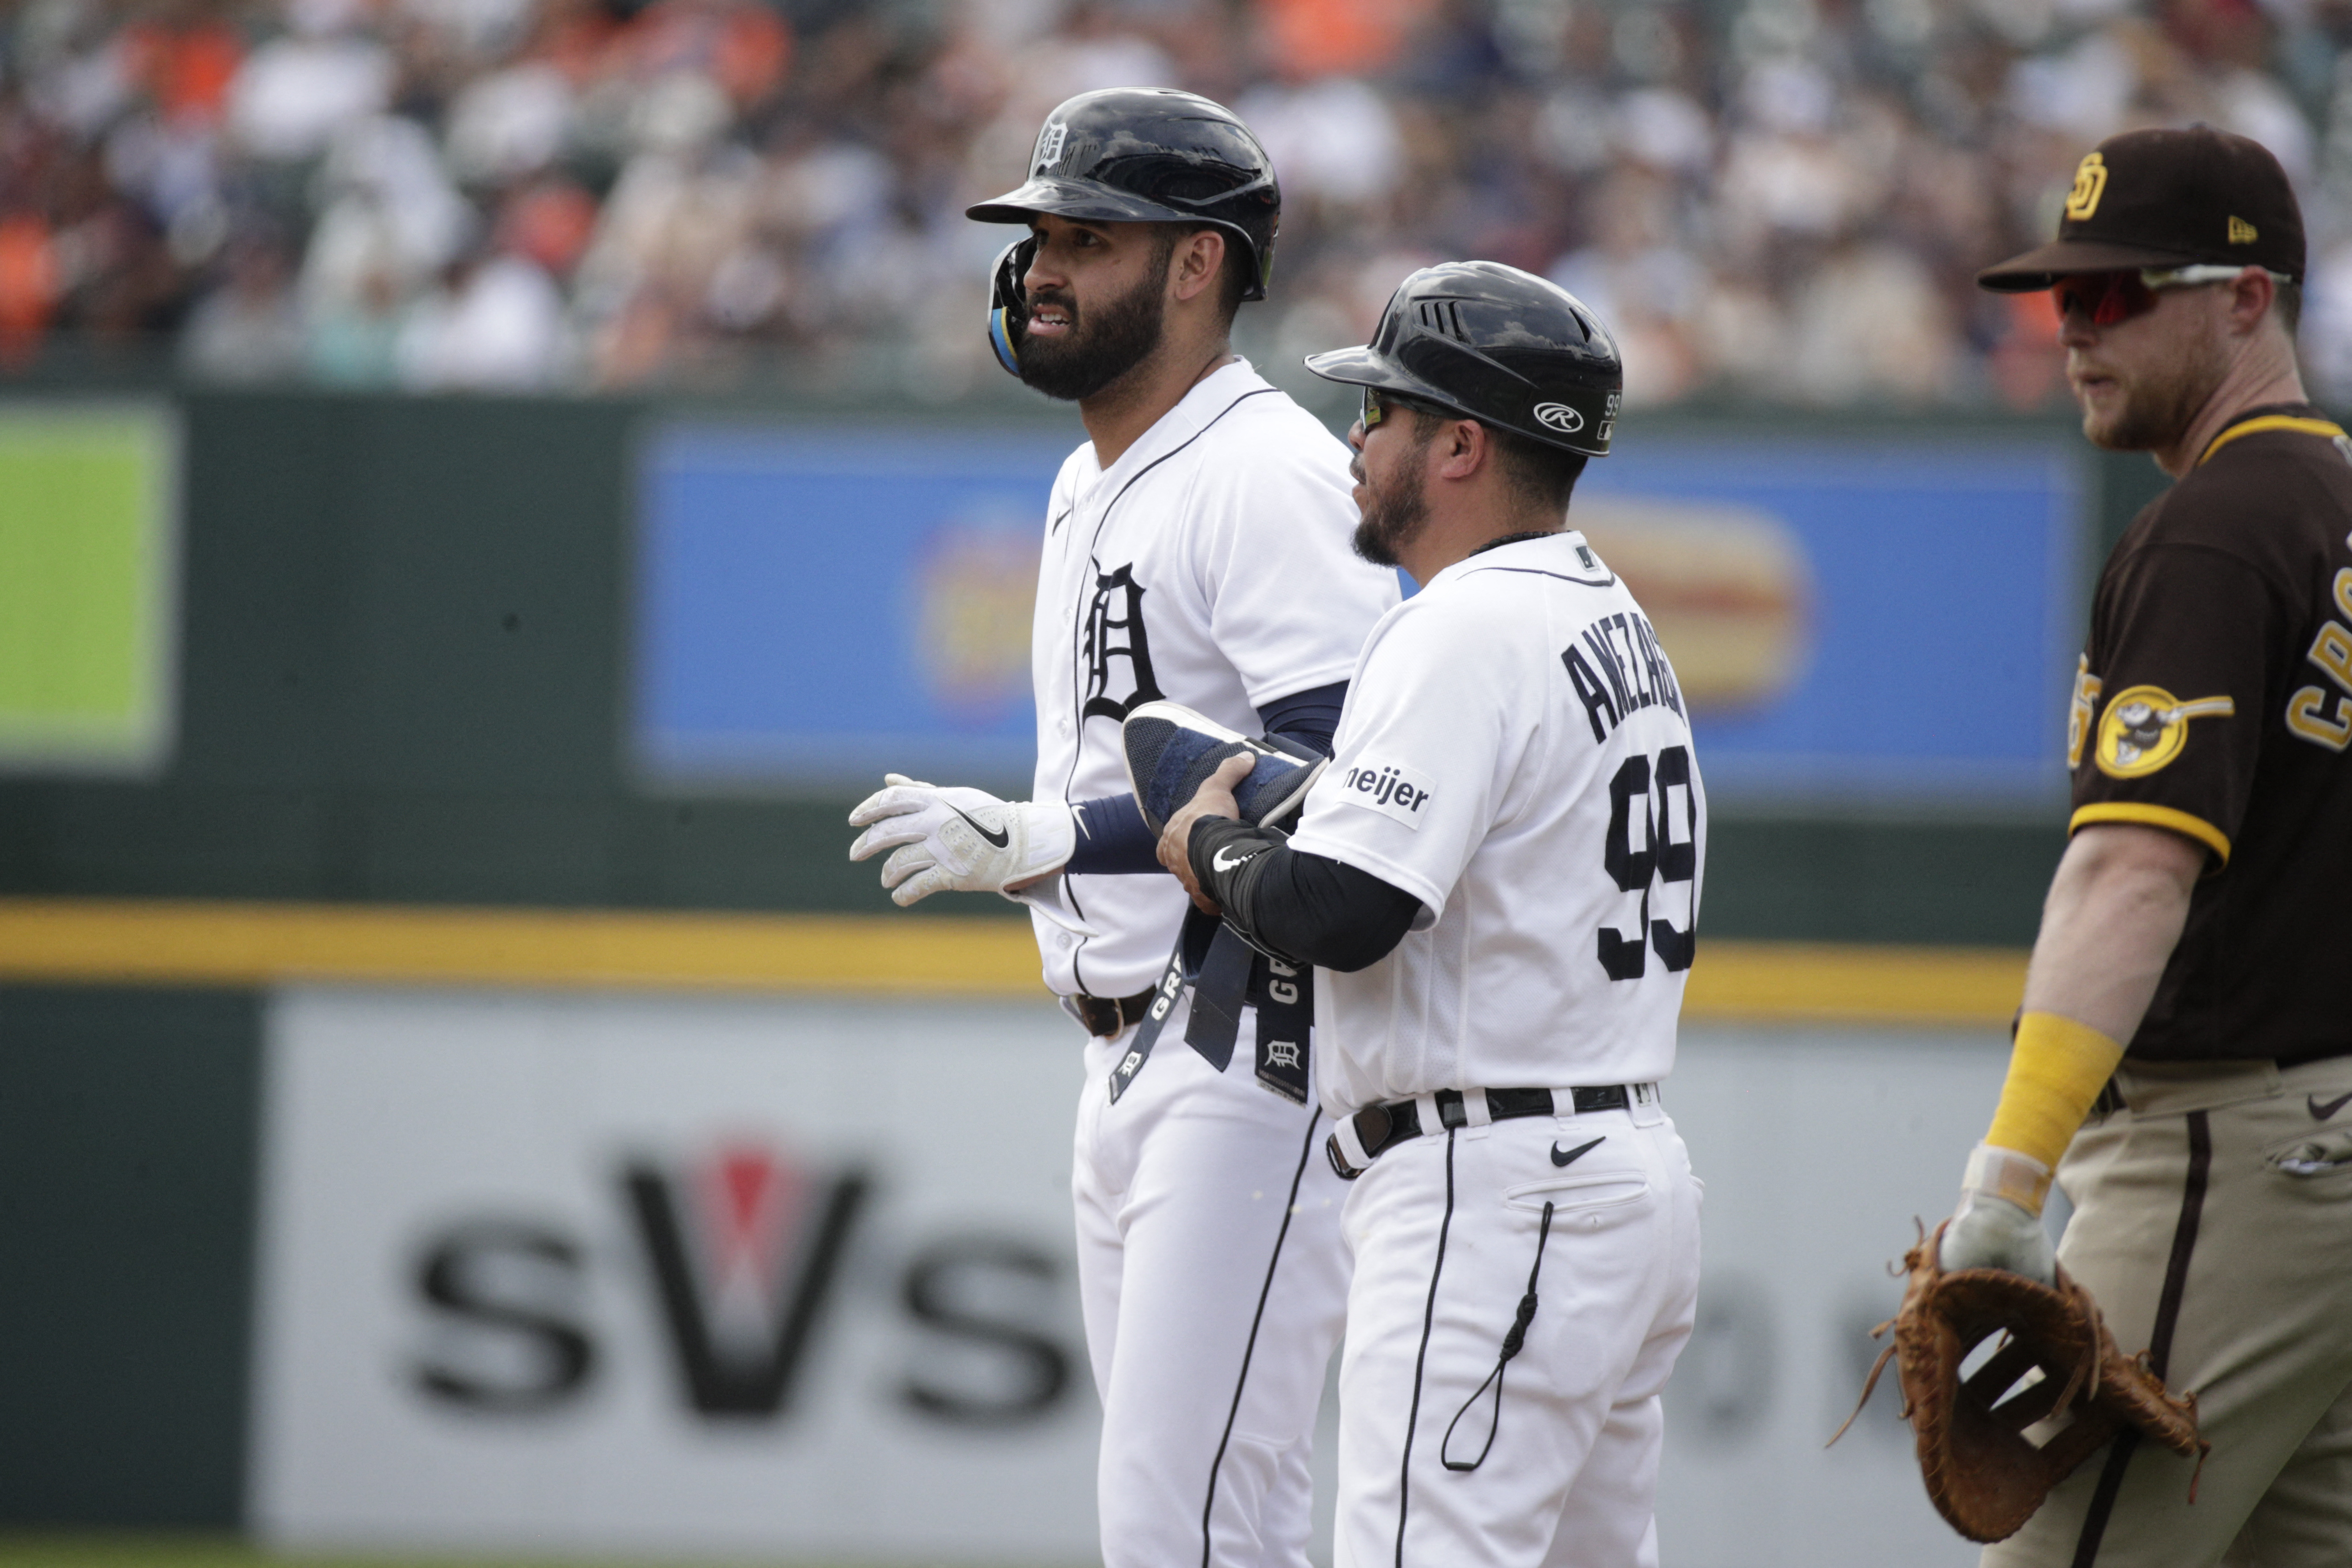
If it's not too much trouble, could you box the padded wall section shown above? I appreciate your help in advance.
[0,393,2110,939]
[0,985,262,1525]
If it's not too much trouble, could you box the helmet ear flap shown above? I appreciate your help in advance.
[987,236,1037,377]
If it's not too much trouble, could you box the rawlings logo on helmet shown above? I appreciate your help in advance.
[1533,402,1584,434]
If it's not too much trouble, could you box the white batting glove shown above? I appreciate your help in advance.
[1938,1144,2057,1284]
[847,774,1077,908]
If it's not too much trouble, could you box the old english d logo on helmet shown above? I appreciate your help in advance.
[1034,119,1069,172]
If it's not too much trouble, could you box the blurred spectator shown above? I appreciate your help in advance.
[306,261,407,384]
[397,245,569,387]
[181,233,305,381]
[0,0,2345,406]
[0,212,59,367]
[226,0,396,161]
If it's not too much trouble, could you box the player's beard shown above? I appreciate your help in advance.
[1351,423,1435,568]
[1017,268,1167,403]
[2071,321,2226,454]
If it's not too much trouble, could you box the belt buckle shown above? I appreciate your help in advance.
[1325,1133,1364,1181]
[1062,993,1120,1039]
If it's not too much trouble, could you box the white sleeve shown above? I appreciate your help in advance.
[1287,601,1526,925]
[1189,431,1399,709]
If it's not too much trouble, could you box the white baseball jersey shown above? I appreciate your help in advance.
[1029,357,1399,999]
[1287,530,1706,1110]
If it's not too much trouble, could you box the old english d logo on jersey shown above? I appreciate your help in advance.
[1081,563,1165,724]
[623,1144,868,1415]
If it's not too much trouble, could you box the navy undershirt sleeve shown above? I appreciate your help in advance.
[1255,679,1348,759]
[1065,793,1157,875]
[1062,680,1350,876]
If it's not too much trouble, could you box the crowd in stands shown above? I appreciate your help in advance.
[5,0,2352,407]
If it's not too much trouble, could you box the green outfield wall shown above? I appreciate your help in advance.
[0,387,2178,1530]
[0,387,2175,939]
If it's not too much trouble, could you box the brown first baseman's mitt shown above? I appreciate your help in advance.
[1831,1220,2207,1544]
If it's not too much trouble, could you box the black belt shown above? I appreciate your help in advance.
[1062,986,1160,1040]
[1326,1084,1646,1181]
[2091,1077,2125,1118]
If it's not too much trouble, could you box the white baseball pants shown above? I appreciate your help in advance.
[1073,994,1352,1568]
[1333,1096,1702,1568]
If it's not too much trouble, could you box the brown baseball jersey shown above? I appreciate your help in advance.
[2068,403,2352,1064]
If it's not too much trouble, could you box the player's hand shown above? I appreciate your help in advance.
[1937,1144,2057,1284]
[1156,753,1253,914]
[848,774,1077,907]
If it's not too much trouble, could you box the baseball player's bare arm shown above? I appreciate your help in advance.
[2019,822,2203,1040]
[1942,822,2202,1277]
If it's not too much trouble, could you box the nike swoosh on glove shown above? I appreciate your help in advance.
[847,774,1077,907]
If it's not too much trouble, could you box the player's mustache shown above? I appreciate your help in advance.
[1029,287,1078,324]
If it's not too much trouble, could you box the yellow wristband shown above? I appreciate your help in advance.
[1983,1010,2125,1171]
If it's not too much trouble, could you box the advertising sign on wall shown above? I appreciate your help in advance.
[0,403,179,776]
[630,422,2078,805]
[253,988,2011,1568]
[634,429,1067,790]
[251,991,1101,1562]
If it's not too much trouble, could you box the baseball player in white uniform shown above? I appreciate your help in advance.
[1154,263,1706,1568]
[846,90,1398,1567]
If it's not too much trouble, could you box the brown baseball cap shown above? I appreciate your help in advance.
[1978,126,2304,292]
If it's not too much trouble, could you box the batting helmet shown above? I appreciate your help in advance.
[971,88,1280,376]
[1303,262,1623,458]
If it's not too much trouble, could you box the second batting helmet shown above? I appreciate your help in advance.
[1304,262,1623,458]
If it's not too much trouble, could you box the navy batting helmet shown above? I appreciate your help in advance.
[971,88,1280,375]
[1304,262,1623,458]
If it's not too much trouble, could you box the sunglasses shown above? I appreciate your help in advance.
[2053,264,2294,328]
[1361,385,1437,430]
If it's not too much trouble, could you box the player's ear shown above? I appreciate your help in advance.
[2226,266,2275,337]
[1435,417,1485,481]
[1170,227,1224,304]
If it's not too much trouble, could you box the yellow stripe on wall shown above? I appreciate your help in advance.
[0,899,1046,996]
[0,899,2027,1025]
[1679,940,2023,1025]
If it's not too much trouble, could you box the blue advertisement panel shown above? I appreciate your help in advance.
[635,427,1065,788]
[632,424,2080,805]
[1574,441,2081,802]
